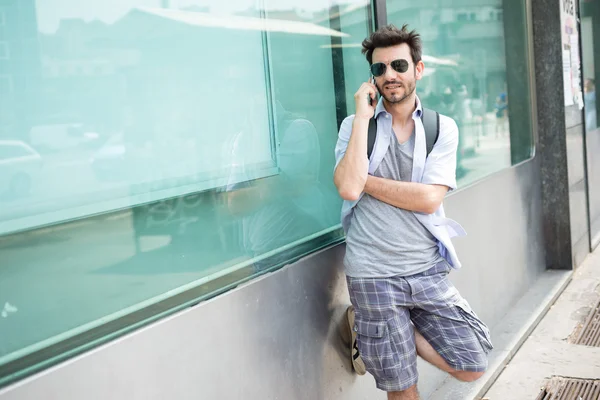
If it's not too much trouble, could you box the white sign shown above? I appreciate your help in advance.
[560,0,584,109]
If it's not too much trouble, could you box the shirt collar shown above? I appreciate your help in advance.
[374,97,387,118]
[374,95,423,119]
[413,95,423,118]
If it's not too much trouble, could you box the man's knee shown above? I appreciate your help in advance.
[451,370,485,382]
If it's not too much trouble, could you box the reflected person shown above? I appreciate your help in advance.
[585,79,596,131]
[225,100,330,271]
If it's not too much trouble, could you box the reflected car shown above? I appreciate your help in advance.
[89,133,127,181]
[89,133,154,182]
[30,122,101,152]
[0,140,43,197]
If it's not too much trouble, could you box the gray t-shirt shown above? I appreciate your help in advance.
[344,130,444,278]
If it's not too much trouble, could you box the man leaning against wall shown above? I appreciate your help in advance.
[333,24,493,400]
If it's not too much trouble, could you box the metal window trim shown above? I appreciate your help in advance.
[329,4,348,129]
[525,0,540,158]
[575,0,594,253]
[372,0,387,30]
[258,2,280,174]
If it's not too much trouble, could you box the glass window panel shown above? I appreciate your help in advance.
[0,41,8,59]
[0,143,37,159]
[0,0,371,385]
[580,0,600,244]
[2,6,278,234]
[387,0,534,187]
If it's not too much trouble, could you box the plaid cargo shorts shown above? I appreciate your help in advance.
[346,261,493,392]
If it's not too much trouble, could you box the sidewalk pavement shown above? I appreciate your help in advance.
[483,247,600,399]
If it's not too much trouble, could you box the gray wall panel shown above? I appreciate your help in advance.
[0,160,546,400]
[444,160,546,327]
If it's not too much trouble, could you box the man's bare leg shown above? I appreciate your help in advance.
[414,329,454,373]
[384,332,453,400]
[388,385,419,400]
[385,331,481,400]
[414,329,484,382]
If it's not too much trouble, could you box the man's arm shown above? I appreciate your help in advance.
[333,117,370,201]
[333,80,378,201]
[364,115,460,214]
[364,176,449,214]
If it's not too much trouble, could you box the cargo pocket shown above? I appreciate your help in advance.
[354,317,401,379]
[454,298,494,353]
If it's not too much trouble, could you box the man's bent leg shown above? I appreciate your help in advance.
[387,384,419,400]
[414,329,485,382]
[347,276,419,392]
[414,328,454,374]
[407,263,493,382]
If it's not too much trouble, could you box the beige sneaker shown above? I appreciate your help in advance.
[346,305,366,375]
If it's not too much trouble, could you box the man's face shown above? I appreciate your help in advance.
[372,44,424,105]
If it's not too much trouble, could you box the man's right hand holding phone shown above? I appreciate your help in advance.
[353,77,378,120]
[335,79,377,200]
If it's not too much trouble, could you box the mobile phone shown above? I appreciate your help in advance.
[368,75,378,107]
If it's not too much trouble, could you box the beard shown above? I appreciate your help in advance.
[376,78,416,104]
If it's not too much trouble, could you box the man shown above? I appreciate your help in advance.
[494,91,508,137]
[333,25,493,400]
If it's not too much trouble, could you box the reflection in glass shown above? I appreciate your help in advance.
[580,0,600,247]
[387,2,532,186]
[585,79,597,131]
[0,0,370,384]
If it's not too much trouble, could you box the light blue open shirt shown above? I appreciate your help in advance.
[334,96,467,270]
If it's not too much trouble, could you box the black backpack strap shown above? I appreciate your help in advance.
[367,117,377,159]
[421,107,440,157]
[367,108,439,159]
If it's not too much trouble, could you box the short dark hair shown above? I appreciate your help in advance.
[361,24,422,65]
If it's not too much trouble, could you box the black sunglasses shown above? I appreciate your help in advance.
[370,59,410,77]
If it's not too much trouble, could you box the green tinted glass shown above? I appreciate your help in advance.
[0,0,371,385]
[387,1,534,187]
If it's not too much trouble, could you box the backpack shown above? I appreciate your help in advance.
[366,107,440,159]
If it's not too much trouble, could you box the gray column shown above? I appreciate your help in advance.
[532,0,573,269]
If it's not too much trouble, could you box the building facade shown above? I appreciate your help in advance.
[0,0,597,398]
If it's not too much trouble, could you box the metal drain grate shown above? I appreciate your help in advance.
[535,377,600,400]
[571,298,600,346]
